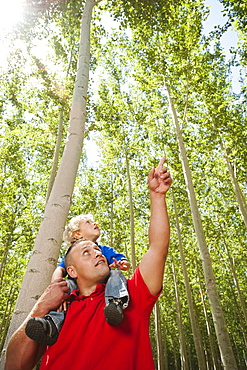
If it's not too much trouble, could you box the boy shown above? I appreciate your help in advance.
[25,214,130,345]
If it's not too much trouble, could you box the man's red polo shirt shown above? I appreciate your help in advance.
[40,267,160,370]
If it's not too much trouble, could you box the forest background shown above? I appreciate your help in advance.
[0,0,247,369]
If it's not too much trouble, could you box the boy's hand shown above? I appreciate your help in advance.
[56,299,70,312]
[109,258,130,271]
[33,278,69,317]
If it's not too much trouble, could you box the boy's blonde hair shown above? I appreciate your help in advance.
[63,214,95,248]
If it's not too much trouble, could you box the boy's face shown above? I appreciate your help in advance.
[75,219,100,242]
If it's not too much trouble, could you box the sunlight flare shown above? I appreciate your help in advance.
[0,0,24,33]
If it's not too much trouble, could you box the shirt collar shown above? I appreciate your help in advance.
[70,284,105,301]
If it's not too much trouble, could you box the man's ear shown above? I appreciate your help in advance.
[73,230,83,240]
[67,266,78,279]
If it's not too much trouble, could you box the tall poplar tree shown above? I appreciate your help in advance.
[1,0,102,365]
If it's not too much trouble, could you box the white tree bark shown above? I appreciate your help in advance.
[1,0,100,366]
[154,301,165,370]
[172,190,207,370]
[171,260,189,370]
[165,79,237,369]
[125,151,136,270]
[45,108,64,203]
[219,138,247,228]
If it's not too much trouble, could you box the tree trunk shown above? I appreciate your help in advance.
[162,322,169,370]
[228,279,247,350]
[109,174,114,249]
[0,286,15,353]
[154,301,165,370]
[218,135,247,229]
[165,79,237,369]
[172,189,207,369]
[222,233,247,329]
[195,257,221,370]
[1,0,100,366]
[45,107,65,203]
[171,331,180,370]
[171,260,189,370]
[125,152,136,270]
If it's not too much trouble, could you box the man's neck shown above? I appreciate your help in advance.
[78,285,97,297]
[77,279,100,297]
[77,274,108,297]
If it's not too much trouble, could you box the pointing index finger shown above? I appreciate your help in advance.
[157,157,166,171]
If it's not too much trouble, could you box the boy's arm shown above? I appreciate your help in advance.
[109,259,131,271]
[51,266,68,312]
[51,266,66,282]
[139,157,172,296]
[5,279,69,370]
[101,245,130,271]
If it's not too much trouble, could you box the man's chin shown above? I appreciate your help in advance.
[99,270,111,284]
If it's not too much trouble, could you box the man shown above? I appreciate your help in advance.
[5,157,172,370]
[25,214,130,346]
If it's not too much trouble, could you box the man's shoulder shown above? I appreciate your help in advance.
[128,266,162,299]
[127,266,143,288]
[126,266,160,315]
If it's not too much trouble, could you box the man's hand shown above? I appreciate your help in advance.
[109,258,130,271]
[148,157,172,195]
[32,278,69,317]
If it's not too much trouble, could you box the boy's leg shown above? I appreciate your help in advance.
[25,311,64,346]
[104,270,129,326]
[46,311,65,332]
[25,279,78,345]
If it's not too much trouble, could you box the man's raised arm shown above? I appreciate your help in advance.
[139,157,172,296]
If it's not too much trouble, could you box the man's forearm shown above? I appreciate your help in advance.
[5,279,69,370]
[5,307,47,370]
[149,192,170,258]
[139,157,172,296]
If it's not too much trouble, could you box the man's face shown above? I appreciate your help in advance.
[76,219,100,242]
[67,241,110,285]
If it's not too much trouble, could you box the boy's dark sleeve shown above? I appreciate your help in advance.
[99,245,128,265]
[58,257,66,269]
